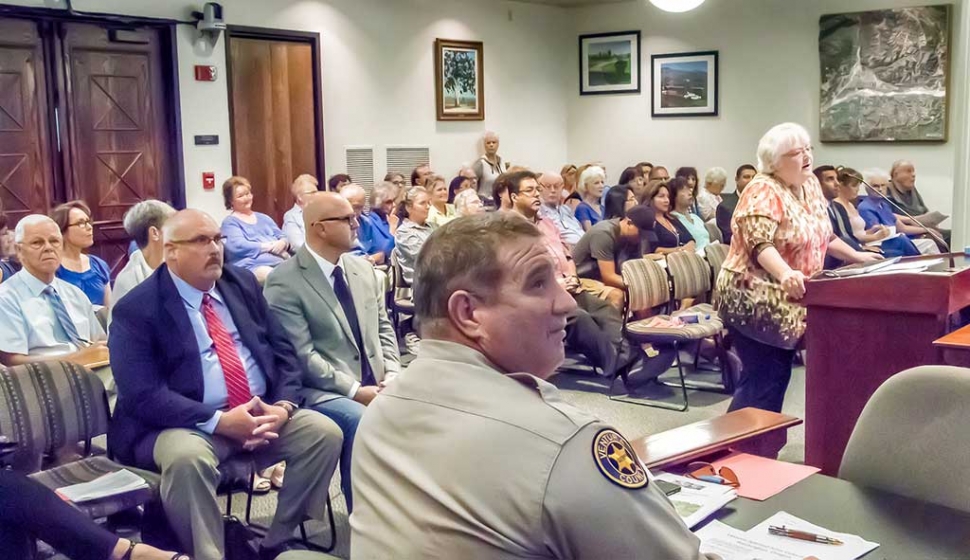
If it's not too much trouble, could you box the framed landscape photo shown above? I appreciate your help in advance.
[651,51,719,117]
[579,31,641,95]
[434,39,485,121]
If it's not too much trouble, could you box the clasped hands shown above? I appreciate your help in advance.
[214,396,289,451]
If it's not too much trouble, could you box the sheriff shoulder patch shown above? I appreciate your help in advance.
[592,428,648,489]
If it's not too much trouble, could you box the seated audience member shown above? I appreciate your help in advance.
[696,167,728,222]
[618,165,648,201]
[339,183,382,264]
[560,164,579,197]
[538,172,584,246]
[717,164,756,245]
[835,167,920,259]
[575,165,606,231]
[650,180,696,254]
[109,209,342,560]
[507,170,626,375]
[859,168,940,255]
[394,187,432,284]
[384,171,407,189]
[473,131,505,201]
[815,165,864,268]
[448,175,471,204]
[603,183,637,220]
[0,207,19,283]
[265,192,400,513]
[638,161,654,181]
[670,178,712,253]
[358,181,398,261]
[0,214,107,368]
[675,166,700,213]
[220,176,289,282]
[410,164,432,187]
[887,159,950,249]
[573,198,656,310]
[491,172,514,211]
[351,212,713,559]
[454,188,485,217]
[282,173,320,250]
[457,164,479,194]
[327,173,352,193]
[114,200,177,307]
[51,201,111,307]
[0,470,188,560]
[647,165,670,194]
[425,175,457,228]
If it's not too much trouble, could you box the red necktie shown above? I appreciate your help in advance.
[201,293,252,408]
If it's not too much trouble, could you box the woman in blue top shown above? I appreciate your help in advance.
[669,177,712,254]
[575,165,606,231]
[51,201,111,307]
[220,176,289,282]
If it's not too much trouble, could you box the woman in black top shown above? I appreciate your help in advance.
[649,180,695,254]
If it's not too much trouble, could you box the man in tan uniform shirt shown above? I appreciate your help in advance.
[350,212,713,559]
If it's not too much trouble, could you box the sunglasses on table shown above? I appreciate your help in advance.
[686,461,740,487]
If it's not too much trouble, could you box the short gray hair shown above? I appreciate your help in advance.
[453,189,481,215]
[371,181,397,203]
[14,214,57,243]
[703,166,728,186]
[340,183,367,200]
[863,167,890,184]
[577,166,606,196]
[756,122,811,175]
[890,160,913,178]
[124,200,177,250]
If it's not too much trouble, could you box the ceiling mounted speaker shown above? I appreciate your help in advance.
[649,0,706,13]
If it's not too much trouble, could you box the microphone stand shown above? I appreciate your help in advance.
[847,172,954,268]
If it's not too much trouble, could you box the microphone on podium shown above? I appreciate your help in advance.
[836,166,951,258]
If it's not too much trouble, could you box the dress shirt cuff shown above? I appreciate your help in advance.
[198,410,223,435]
[347,380,360,398]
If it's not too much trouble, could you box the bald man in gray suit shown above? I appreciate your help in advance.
[264,192,400,511]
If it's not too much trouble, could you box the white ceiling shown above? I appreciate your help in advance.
[508,0,636,7]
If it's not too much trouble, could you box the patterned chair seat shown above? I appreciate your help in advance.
[626,314,723,343]
[28,454,159,519]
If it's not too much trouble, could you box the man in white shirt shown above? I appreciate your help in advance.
[264,192,400,512]
[113,200,176,312]
[0,215,107,367]
[282,174,320,250]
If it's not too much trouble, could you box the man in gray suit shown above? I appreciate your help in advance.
[264,192,401,511]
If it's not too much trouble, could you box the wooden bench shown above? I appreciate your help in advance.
[631,407,802,470]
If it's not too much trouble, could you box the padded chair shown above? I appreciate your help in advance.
[839,365,970,513]
[704,221,723,244]
[388,249,415,339]
[617,258,723,411]
[0,361,159,519]
[704,243,729,301]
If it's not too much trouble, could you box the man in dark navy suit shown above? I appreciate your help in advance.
[109,209,342,560]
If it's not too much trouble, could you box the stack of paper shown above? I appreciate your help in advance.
[654,472,738,529]
[696,511,879,560]
[56,469,149,503]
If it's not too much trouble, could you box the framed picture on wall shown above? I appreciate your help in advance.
[434,39,485,121]
[579,31,641,95]
[651,50,719,117]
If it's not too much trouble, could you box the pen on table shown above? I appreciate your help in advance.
[769,525,843,545]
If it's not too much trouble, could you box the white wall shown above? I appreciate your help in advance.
[568,0,965,231]
[8,0,570,218]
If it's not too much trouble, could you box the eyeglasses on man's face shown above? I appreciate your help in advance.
[170,234,227,247]
[313,215,359,227]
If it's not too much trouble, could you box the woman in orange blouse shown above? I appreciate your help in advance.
[716,122,880,458]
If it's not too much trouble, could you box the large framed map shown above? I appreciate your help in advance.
[819,5,950,143]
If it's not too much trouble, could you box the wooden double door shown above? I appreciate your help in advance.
[0,16,178,273]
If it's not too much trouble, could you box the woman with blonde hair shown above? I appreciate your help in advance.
[454,188,484,217]
[220,176,289,282]
[425,175,457,228]
[560,164,578,198]
[574,165,606,231]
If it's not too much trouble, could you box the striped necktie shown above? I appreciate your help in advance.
[42,286,82,345]
[200,293,252,408]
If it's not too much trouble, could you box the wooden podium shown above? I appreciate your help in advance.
[803,254,970,475]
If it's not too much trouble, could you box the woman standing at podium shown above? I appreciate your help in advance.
[716,123,880,458]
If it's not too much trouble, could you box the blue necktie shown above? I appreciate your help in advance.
[43,286,83,345]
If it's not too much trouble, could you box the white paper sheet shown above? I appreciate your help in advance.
[748,511,879,560]
[696,521,806,560]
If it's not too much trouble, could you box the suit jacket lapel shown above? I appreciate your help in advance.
[296,247,357,347]
[158,265,205,396]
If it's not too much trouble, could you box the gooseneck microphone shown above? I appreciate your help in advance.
[838,167,950,257]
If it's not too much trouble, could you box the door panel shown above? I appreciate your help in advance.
[229,36,317,225]
[60,22,172,273]
[0,19,53,223]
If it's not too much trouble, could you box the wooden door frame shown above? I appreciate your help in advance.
[0,3,186,210]
[224,25,326,182]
